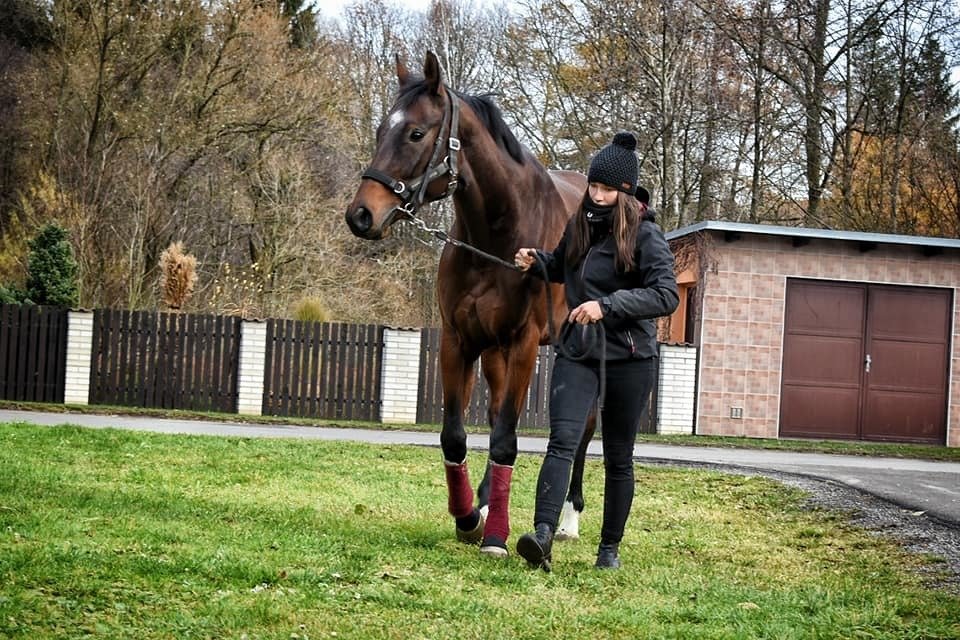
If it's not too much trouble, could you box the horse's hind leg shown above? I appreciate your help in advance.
[557,410,596,541]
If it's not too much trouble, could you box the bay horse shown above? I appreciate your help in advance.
[345,51,594,555]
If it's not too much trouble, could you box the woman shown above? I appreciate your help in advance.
[513,131,678,571]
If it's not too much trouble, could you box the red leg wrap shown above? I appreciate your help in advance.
[483,463,513,542]
[444,460,475,518]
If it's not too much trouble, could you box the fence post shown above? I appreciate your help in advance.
[63,310,94,405]
[656,344,698,434]
[380,327,421,424]
[237,319,267,415]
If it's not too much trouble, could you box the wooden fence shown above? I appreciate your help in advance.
[89,309,241,412]
[0,304,68,403]
[262,320,382,421]
[416,327,658,431]
[1,306,659,430]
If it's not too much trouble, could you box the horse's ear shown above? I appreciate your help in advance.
[423,50,442,95]
[396,54,411,87]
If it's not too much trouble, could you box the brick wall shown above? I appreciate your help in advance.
[380,328,421,424]
[64,310,94,405]
[658,344,697,435]
[237,320,268,415]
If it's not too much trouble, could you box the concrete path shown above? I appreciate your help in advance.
[2,409,958,527]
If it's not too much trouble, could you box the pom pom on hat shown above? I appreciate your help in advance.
[588,131,639,194]
[611,132,637,151]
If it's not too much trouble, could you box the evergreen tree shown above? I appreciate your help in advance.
[909,36,959,137]
[25,224,79,307]
[0,0,53,50]
[0,284,25,304]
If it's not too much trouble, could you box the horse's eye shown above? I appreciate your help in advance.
[410,129,425,142]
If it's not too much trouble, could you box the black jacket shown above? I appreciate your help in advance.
[533,216,679,361]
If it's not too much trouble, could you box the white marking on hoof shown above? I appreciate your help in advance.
[555,500,580,541]
[455,509,486,545]
[479,504,489,520]
[479,544,508,558]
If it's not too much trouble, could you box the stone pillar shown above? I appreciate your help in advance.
[236,320,267,415]
[657,344,698,435]
[64,310,94,405]
[380,327,422,424]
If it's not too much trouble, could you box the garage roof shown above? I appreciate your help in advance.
[666,221,960,251]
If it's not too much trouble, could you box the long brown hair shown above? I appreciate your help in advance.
[565,193,646,272]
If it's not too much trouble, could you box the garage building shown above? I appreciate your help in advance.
[664,221,959,447]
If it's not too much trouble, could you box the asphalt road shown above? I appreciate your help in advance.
[2,409,959,528]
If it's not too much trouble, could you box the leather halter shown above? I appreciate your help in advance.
[361,89,461,220]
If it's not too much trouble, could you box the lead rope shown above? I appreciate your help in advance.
[408,216,521,271]
[532,253,607,411]
[404,218,607,410]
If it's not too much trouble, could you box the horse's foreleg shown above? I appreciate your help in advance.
[557,410,596,541]
[439,335,484,544]
[477,334,538,557]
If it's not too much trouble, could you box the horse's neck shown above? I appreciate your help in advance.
[452,146,534,251]
[452,191,513,251]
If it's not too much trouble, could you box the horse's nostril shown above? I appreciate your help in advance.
[346,207,373,236]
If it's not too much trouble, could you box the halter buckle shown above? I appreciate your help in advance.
[449,137,461,151]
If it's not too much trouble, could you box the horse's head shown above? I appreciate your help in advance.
[345,51,461,240]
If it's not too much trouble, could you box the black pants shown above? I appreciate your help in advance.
[534,355,656,544]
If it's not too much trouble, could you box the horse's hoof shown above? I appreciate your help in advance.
[555,501,580,541]
[455,508,485,545]
[479,535,508,558]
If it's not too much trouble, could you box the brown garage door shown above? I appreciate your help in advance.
[780,280,950,444]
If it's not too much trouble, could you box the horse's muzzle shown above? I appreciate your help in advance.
[345,204,404,240]
[344,206,380,239]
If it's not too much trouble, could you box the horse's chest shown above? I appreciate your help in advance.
[448,280,526,346]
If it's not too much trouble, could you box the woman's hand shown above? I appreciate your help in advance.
[514,248,537,271]
[569,300,604,324]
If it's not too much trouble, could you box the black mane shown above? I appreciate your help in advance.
[394,80,526,165]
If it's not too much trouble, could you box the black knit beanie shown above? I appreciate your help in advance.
[587,132,638,195]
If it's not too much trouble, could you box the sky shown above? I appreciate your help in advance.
[317,0,958,89]
[317,0,508,20]
[317,0,446,19]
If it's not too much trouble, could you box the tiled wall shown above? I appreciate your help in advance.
[694,233,959,447]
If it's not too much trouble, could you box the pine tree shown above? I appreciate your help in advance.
[25,224,79,307]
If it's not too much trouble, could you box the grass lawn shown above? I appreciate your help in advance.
[1,421,958,639]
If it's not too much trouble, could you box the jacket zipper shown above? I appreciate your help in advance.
[624,330,636,355]
[579,245,596,300]
[584,241,637,356]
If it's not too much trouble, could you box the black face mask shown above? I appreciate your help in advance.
[582,195,614,222]
[582,194,613,243]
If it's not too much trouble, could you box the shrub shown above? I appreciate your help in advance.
[0,285,27,304]
[158,241,199,311]
[25,223,79,307]
[292,296,329,323]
